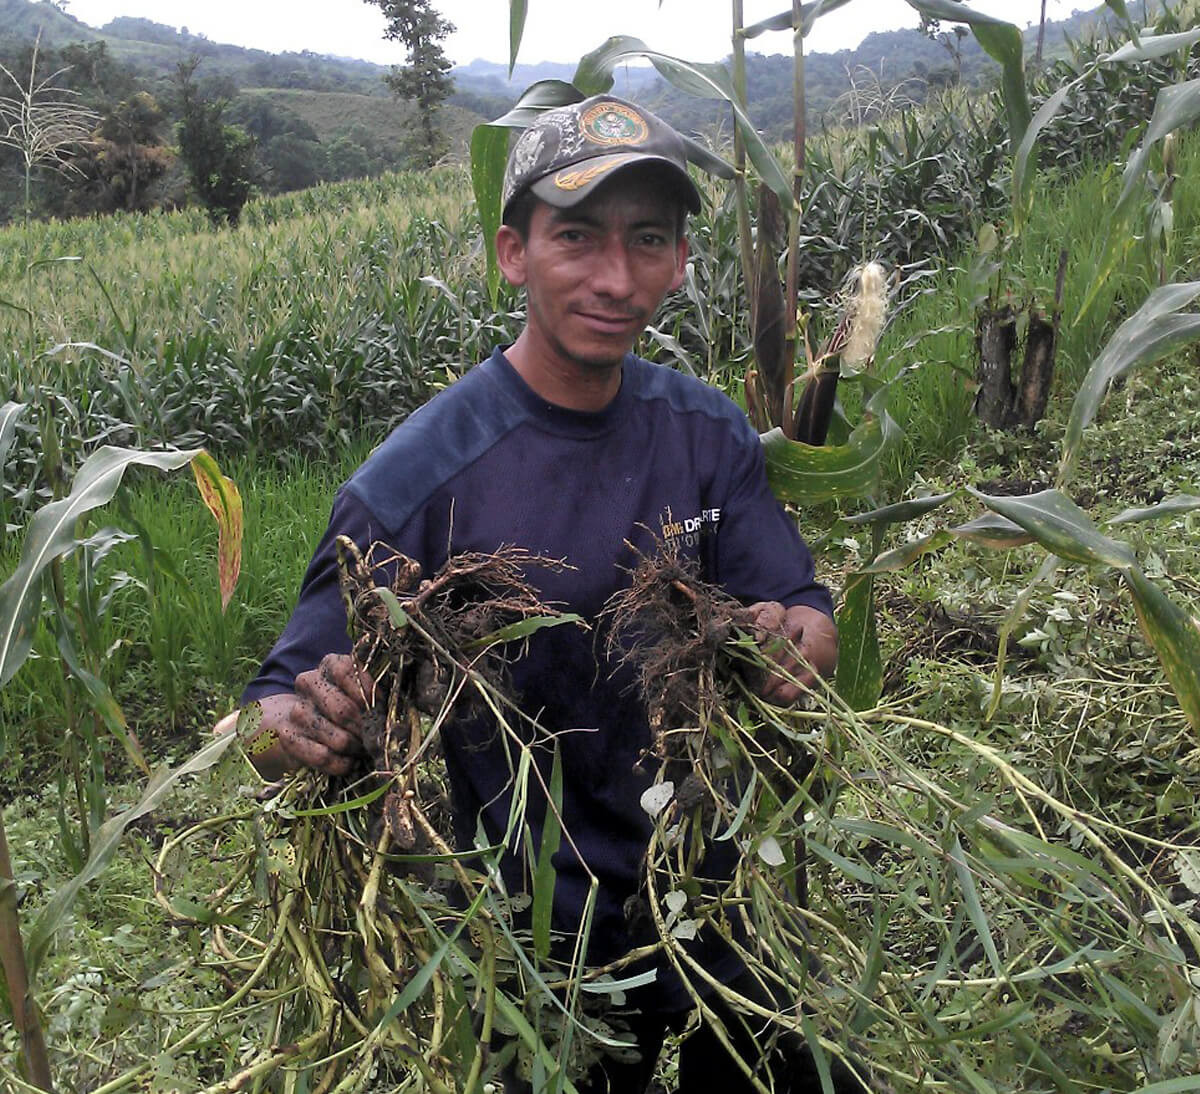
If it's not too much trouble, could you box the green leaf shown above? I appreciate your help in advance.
[578,969,658,994]
[1105,28,1200,62]
[1134,1080,1200,1094]
[371,587,410,630]
[904,0,1030,146]
[289,779,392,817]
[716,769,757,842]
[989,554,1061,721]
[1122,567,1200,733]
[1063,281,1200,481]
[1101,0,1138,42]
[470,123,510,305]
[0,402,25,477]
[1107,494,1200,525]
[843,491,955,527]
[26,730,238,979]
[949,836,1005,980]
[0,446,200,689]
[54,618,148,775]
[488,80,584,129]
[835,571,881,711]
[508,0,528,76]
[533,744,564,961]
[1013,78,1083,236]
[763,387,900,504]
[376,887,489,1025]
[949,513,1035,549]
[1077,83,1200,324]
[742,0,854,40]
[968,489,1136,569]
[465,613,583,651]
[190,451,242,613]
[570,37,790,209]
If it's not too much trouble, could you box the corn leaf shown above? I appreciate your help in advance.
[967,488,1136,568]
[1077,82,1200,324]
[471,123,509,305]
[1062,281,1200,482]
[844,492,956,526]
[861,530,953,573]
[508,0,527,76]
[1107,494,1200,525]
[1122,567,1200,732]
[904,0,1030,146]
[743,0,854,40]
[1135,1077,1200,1093]
[533,744,564,961]
[1105,27,1200,62]
[190,451,242,613]
[571,37,789,209]
[487,80,584,128]
[53,618,148,775]
[763,387,900,504]
[0,402,24,478]
[1013,78,1083,236]
[0,446,200,689]
[26,729,238,979]
[835,571,881,711]
[1101,0,1138,42]
[950,513,1036,549]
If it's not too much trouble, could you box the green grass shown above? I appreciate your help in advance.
[240,87,480,159]
[0,445,370,781]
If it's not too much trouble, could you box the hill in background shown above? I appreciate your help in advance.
[0,0,1133,222]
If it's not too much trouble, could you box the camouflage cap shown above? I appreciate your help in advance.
[501,94,702,221]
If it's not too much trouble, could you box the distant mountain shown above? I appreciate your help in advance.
[0,0,1160,219]
[447,4,1134,140]
[0,0,100,47]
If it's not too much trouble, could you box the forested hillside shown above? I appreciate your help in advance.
[1,0,1138,225]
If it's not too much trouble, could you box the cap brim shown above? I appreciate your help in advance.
[528,153,702,215]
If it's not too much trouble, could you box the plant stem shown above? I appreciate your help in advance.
[0,815,54,1092]
[783,0,806,377]
[731,0,755,312]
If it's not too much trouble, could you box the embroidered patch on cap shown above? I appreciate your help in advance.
[580,102,649,146]
[553,154,639,192]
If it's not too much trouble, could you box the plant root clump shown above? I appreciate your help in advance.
[602,543,755,752]
[336,535,570,851]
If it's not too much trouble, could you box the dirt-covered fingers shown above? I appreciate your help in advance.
[279,701,363,775]
[746,601,817,703]
[289,654,371,772]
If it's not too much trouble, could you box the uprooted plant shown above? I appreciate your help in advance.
[16,534,1199,1091]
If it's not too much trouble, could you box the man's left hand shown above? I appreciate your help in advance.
[746,602,838,705]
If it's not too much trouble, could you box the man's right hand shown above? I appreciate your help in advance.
[252,654,373,779]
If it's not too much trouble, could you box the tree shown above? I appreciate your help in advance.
[174,58,254,225]
[97,91,164,209]
[365,0,455,167]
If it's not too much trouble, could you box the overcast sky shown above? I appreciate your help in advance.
[59,0,1098,67]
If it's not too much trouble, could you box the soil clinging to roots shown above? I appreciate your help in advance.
[602,544,757,755]
[335,535,571,850]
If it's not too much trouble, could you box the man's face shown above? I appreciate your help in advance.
[497,170,689,373]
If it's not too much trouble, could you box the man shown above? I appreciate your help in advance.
[239,95,853,1092]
